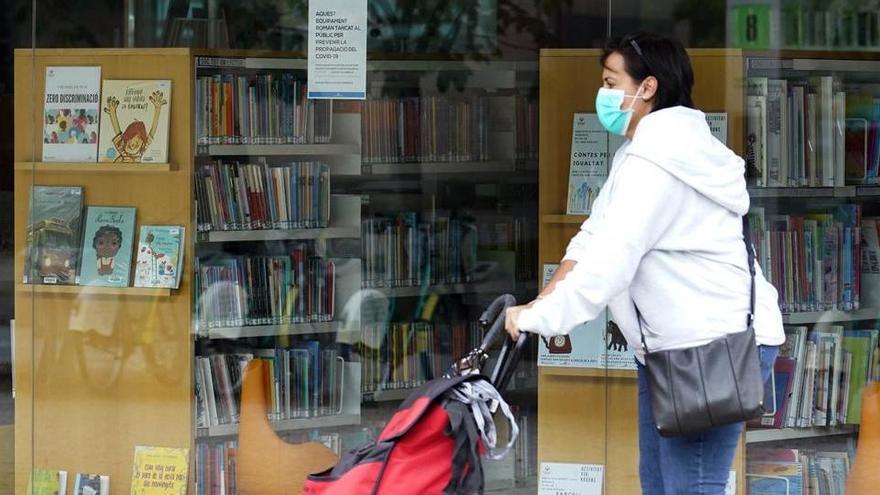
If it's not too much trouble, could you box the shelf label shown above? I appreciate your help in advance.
[196,56,245,68]
[539,462,603,495]
[308,0,367,100]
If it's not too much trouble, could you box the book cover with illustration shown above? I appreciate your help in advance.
[73,473,109,495]
[134,225,185,289]
[79,206,136,287]
[27,469,68,495]
[42,66,101,162]
[98,80,171,163]
[536,264,636,369]
[25,186,84,285]
[130,446,189,495]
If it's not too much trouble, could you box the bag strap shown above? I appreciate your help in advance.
[635,215,756,354]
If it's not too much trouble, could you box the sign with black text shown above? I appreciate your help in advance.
[308,0,367,99]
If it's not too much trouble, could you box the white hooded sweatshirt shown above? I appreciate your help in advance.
[517,106,786,360]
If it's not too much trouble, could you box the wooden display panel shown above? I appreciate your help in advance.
[537,48,746,494]
[13,49,194,494]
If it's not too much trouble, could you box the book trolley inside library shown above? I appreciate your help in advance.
[12,45,880,495]
[13,48,540,494]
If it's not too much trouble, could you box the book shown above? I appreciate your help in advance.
[24,186,84,285]
[27,469,68,495]
[130,446,189,495]
[134,225,185,289]
[73,474,109,495]
[98,80,171,163]
[42,66,101,162]
[536,264,636,370]
[79,206,137,287]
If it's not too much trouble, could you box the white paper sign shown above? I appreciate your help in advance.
[308,0,367,99]
[706,112,728,145]
[725,470,736,495]
[537,264,636,370]
[539,462,604,495]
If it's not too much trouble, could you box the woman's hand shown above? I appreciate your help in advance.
[505,305,528,340]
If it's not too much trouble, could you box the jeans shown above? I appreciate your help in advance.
[637,344,778,495]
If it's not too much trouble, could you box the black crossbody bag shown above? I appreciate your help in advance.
[637,216,765,437]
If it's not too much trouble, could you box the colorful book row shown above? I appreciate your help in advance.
[748,206,861,313]
[196,73,333,145]
[359,321,482,394]
[195,346,344,428]
[195,160,330,233]
[194,250,335,330]
[361,214,477,288]
[360,96,490,164]
[751,325,879,430]
[747,444,854,495]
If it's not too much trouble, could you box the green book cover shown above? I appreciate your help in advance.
[133,225,185,289]
[79,206,137,287]
[843,332,875,424]
[25,186,83,285]
[27,469,67,495]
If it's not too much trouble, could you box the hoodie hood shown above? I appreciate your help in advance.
[624,106,750,216]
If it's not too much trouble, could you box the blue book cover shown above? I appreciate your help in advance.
[134,225,185,289]
[79,206,136,287]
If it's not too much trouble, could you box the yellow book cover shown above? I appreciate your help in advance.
[98,80,171,163]
[130,446,189,495]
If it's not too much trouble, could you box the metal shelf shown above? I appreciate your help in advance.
[201,143,360,156]
[748,186,880,199]
[364,281,511,298]
[362,160,516,176]
[782,308,880,325]
[197,414,361,438]
[362,388,418,403]
[746,425,857,444]
[198,321,340,340]
[199,226,360,243]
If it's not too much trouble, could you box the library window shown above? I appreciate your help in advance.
[2,1,879,494]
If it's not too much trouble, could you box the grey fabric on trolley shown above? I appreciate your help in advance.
[444,378,519,460]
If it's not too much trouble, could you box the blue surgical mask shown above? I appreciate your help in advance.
[595,85,644,136]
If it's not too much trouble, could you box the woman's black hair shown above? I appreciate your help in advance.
[601,32,694,112]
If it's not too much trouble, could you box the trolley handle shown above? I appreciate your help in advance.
[478,294,517,351]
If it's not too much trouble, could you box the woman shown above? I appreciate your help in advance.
[504,33,785,494]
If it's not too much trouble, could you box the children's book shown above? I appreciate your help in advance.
[24,185,84,285]
[98,80,171,163]
[79,206,137,287]
[130,446,189,495]
[42,66,101,162]
[134,225,185,289]
[73,473,109,495]
[27,469,68,495]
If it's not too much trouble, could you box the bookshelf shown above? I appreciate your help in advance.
[538,48,880,494]
[12,47,539,494]
[13,48,195,495]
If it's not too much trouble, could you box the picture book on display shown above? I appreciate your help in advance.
[79,206,137,287]
[536,264,636,370]
[27,469,67,495]
[42,66,101,162]
[134,225,185,289]
[99,80,171,163]
[73,473,109,495]
[25,185,84,285]
[130,446,189,495]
